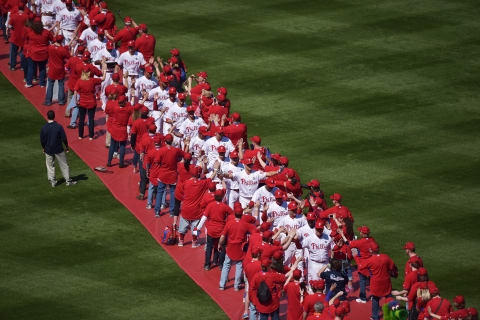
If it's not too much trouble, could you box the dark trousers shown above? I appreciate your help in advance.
[1,14,7,40]
[45,78,65,104]
[108,139,126,166]
[359,272,370,300]
[78,107,95,138]
[205,235,225,267]
[27,59,47,86]
[259,309,280,320]
[173,198,181,217]
[9,43,25,69]
[139,160,148,195]
[132,150,140,169]
[372,294,393,320]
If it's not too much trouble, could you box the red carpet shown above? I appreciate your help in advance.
[0,41,374,319]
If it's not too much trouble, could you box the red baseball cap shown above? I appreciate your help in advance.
[90,18,97,26]
[118,95,127,103]
[403,242,415,250]
[164,134,173,142]
[261,258,272,267]
[250,136,261,145]
[229,151,239,159]
[65,0,72,4]
[76,45,86,55]
[274,189,284,199]
[314,197,324,205]
[330,193,342,201]
[139,23,147,31]
[292,269,302,280]
[310,279,325,290]
[100,2,107,9]
[192,166,202,177]
[97,28,105,35]
[163,64,172,73]
[133,103,142,111]
[468,308,478,316]
[307,179,320,188]
[217,87,227,95]
[178,93,187,100]
[248,201,255,208]
[208,182,217,191]
[127,40,135,47]
[270,153,281,161]
[272,250,283,260]
[262,230,273,240]
[279,156,289,165]
[260,222,271,231]
[153,134,163,145]
[265,178,275,188]
[124,16,132,24]
[140,106,149,114]
[357,226,370,234]
[285,168,295,178]
[168,87,176,95]
[183,153,192,161]
[144,65,154,73]
[82,50,91,59]
[408,256,422,266]
[170,48,180,56]
[315,220,325,230]
[306,212,316,221]
[417,267,428,276]
[196,71,208,78]
[453,295,465,305]
[215,126,224,134]
[202,96,213,106]
[106,40,114,50]
[231,112,241,121]
[169,56,178,64]
[214,189,224,197]
[148,124,157,132]
[198,126,208,135]
[186,105,195,113]
[55,34,64,43]
[217,145,226,153]
[287,202,297,211]
[216,94,225,102]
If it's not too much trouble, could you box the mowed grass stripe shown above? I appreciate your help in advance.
[0,74,227,320]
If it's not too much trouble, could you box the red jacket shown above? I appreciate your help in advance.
[223,122,247,149]
[174,163,194,200]
[251,271,286,314]
[222,218,256,261]
[354,253,397,297]
[135,33,155,61]
[107,103,134,141]
[113,26,138,53]
[284,281,303,320]
[47,44,70,80]
[153,144,185,185]
[8,10,28,47]
[74,78,102,108]
[179,178,212,220]
[203,201,233,238]
[25,28,52,61]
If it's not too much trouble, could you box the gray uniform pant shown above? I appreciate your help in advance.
[46,152,70,182]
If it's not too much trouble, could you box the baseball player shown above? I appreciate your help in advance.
[163,89,187,136]
[86,27,107,60]
[301,220,333,282]
[251,177,277,217]
[93,41,119,110]
[295,212,316,282]
[201,127,235,169]
[54,0,82,45]
[79,18,99,45]
[263,189,288,228]
[117,40,146,89]
[35,0,56,28]
[175,104,207,139]
[133,64,158,101]
[278,201,306,266]
[219,151,244,209]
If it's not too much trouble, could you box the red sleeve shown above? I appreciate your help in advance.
[74,81,80,92]
[93,78,103,86]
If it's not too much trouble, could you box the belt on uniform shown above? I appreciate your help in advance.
[41,12,55,16]
[229,189,239,192]
[62,29,75,32]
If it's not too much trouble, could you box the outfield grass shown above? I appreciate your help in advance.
[0,74,227,319]
[108,0,480,304]
[1,0,479,317]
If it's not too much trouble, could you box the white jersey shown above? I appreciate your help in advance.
[202,136,235,167]
[38,0,55,13]
[118,51,146,76]
[220,161,243,190]
[302,233,332,263]
[279,214,306,232]
[252,186,277,212]
[177,117,207,138]
[56,8,82,30]
[87,38,107,59]
[94,48,119,64]
[135,76,158,99]
[165,103,187,126]
[189,135,206,160]
[53,0,66,15]
[146,86,169,110]
[232,170,266,198]
[266,201,288,228]
[79,27,98,45]
[297,224,315,244]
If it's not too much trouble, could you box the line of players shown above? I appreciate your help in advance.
[1,1,477,320]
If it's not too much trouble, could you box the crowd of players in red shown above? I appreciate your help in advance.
[1,0,477,319]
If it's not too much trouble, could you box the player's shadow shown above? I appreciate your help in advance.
[56,174,88,186]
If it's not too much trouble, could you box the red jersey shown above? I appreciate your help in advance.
[208,104,229,119]
[74,78,102,108]
[303,292,328,315]
[349,237,378,276]
[131,118,151,153]
[244,259,262,300]
[251,271,286,314]
[179,178,212,220]
[284,281,303,320]
[354,253,397,297]
[108,103,134,141]
[332,243,352,261]
[200,190,215,211]
[243,148,266,172]
[138,132,156,155]
[405,255,423,276]
[8,10,28,47]
[223,122,247,148]
[306,313,329,320]
[403,269,418,292]
[190,82,210,103]
[153,144,184,184]
[135,33,155,61]
[203,201,233,238]
[47,45,70,80]
[25,28,52,61]
[146,146,162,186]
[66,56,82,91]
[174,162,194,200]
[407,281,438,311]
[113,26,138,53]
[222,218,256,261]
[422,296,452,318]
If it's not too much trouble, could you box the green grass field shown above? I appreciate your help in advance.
[1,0,479,317]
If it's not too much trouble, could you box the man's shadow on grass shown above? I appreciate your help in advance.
[56,173,88,186]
